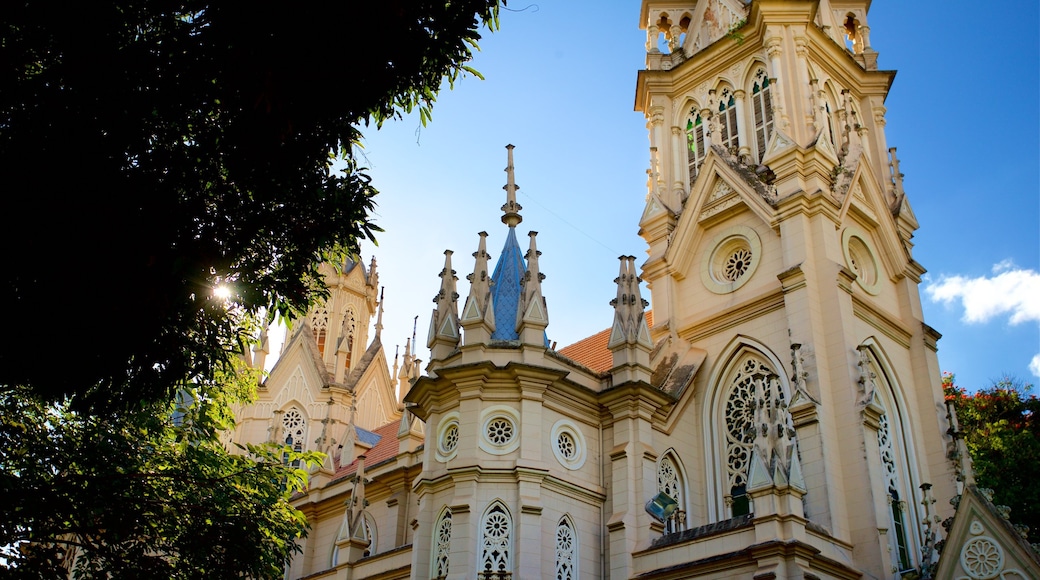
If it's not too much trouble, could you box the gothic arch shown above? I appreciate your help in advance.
[745,64,775,162]
[430,506,452,579]
[279,404,309,465]
[340,305,358,373]
[555,515,578,580]
[711,81,740,153]
[739,59,771,89]
[479,501,513,576]
[680,98,708,187]
[703,337,790,522]
[311,306,329,358]
[657,449,690,532]
[858,338,925,572]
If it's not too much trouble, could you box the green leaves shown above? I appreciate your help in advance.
[0,0,503,411]
[944,374,1040,545]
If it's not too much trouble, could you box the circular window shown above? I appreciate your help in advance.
[550,420,587,469]
[435,411,461,463]
[841,227,881,295]
[486,417,514,445]
[701,225,762,294]
[479,406,521,455]
[557,432,576,458]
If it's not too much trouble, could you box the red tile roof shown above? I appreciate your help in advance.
[557,311,653,373]
[330,420,404,483]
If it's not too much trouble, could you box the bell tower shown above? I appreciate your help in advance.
[635,1,956,577]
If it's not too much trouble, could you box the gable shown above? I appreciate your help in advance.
[933,485,1040,579]
[837,158,912,282]
[666,150,778,281]
[348,340,401,432]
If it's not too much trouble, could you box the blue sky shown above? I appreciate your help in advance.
[275,1,1039,394]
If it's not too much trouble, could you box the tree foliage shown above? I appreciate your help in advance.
[0,0,501,410]
[0,1,502,576]
[0,363,322,579]
[944,373,1040,544]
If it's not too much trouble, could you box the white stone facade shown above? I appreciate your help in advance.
[229,1,1040,579]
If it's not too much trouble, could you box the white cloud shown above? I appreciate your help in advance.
[1031,354,1040,379]
[924,263,1040,325]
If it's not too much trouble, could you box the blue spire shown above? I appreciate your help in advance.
[490,226,525,341]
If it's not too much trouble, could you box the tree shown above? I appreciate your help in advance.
[0,0,501,410]
[0,2,502,576]
[0,363,322,579]
[944,373,1040,545]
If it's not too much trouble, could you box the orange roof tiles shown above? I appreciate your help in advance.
[330,420,405,483]
[557,311,653,373]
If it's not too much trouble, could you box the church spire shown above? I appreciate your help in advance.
[501,144,522,228]
[427,250,460,361]
[489,146,529,342]
[461,231,496,345]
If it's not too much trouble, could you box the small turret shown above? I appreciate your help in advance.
[516,231,548,347]
[427,250,460,361]
[460,231,496,345]
[608,256,652,384]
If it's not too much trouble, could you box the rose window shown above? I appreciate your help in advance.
[960,537,1004,579]
[486,417,515,446]
[557,432,576,459]
[443,423,459,453]
[722,248,752,281]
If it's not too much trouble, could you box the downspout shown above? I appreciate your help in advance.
[599,419,606,580]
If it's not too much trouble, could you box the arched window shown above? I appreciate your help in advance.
[311,307,329,357]
[719,354,786,518]
[431,508,452,579]
[686,106,707,184]
[860,345,921,574]
[716,88,739,152]
[555,516,577,580]
[282,407,306,467]
[657,452,687,533]
[880,413,912,571]
[479,502,512,577]
[750,69,774,161]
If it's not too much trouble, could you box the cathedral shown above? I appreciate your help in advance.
[231,1,1040,578]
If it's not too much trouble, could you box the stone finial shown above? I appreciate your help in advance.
[501,144,523,228]
[608,256,652,349]
[427,250,460,360]
[749,374,797,483]
[374,287,384,340]
[397,339,414,403]
[251,326,270,378]
[945,397,976,490]
[460,231,496,344]
[857,345,881,408]
[348,454,367,537]
[608,256,652,384]
[516,231,548,345]
[888,147,906,213]
[367,256,379,290]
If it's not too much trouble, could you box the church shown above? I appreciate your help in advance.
[230,1,1040,578]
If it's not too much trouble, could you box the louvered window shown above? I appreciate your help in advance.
[717,89,739,151]
[686,108,707,183]
[751,71,774,161]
